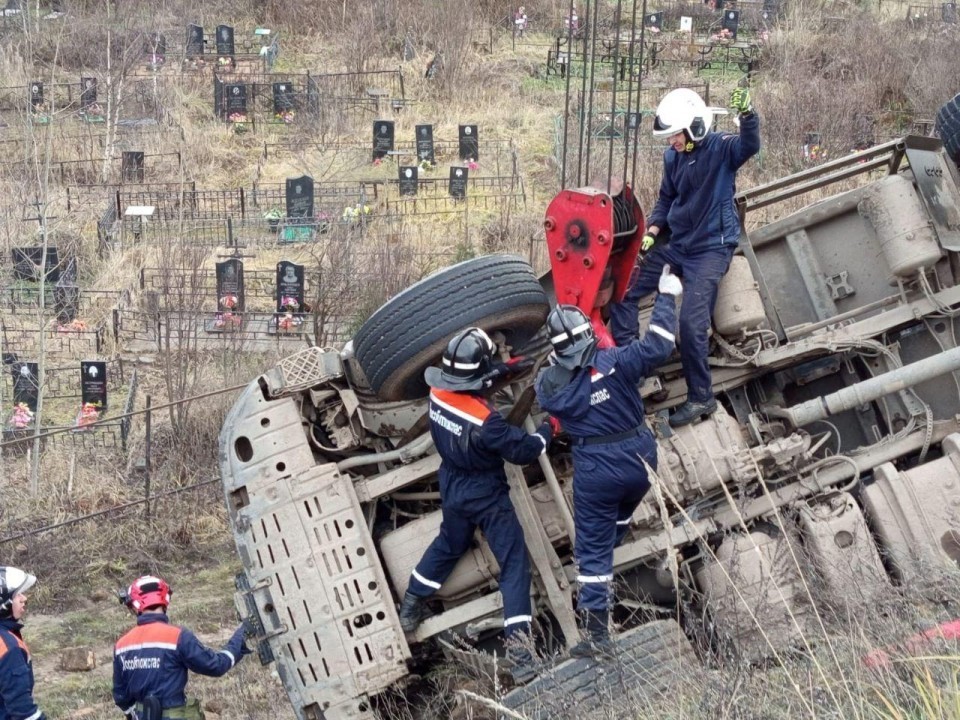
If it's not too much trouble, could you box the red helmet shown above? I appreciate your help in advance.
[127,575,172,613]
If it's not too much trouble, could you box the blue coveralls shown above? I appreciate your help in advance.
[0,618,44,720]
[609,112,761,403]
[113,613,247,716]
[537,294,677,611]
[408,388,552,636]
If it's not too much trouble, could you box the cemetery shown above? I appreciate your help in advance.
[0,0,958,718]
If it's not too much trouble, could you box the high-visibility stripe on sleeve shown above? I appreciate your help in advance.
[577,574,613,583]
[649,325,675,343]
[536,433,547,455]
[504,615,533,626]
[616,519,631,525]
[412,569,442,590]
[25,710,43,720]
[221,649,236,667]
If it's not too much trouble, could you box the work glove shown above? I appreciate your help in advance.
[240,642,254,657]
[641,233,656,252]
[658,264,683,296]
[730,87,752,114]
[548,415,562,435]
[487,356,535,383]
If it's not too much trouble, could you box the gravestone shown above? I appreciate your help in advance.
[12,362,39,412]
[29,82,43,109]
[276,261,305,313]
[627,112,641,130]
[373,120,395,160]
[186,24,204,57]
[399,166,418,196]
[80,77,97,109]
[945,2,958,22]
[645,12,663,30]
[12,246,60,282]
[80,361,108,411]
[306,75,320,116]
[225,84,247,122]
[722,10,740,38]
[680,16,693,32]
[273,82,295,120]
[449,167,468,199]
[285,175,315,223]
[403,36,416,61]
[146,32,166,66]
[54,259,79,325]
[415,124,435,164]
[216,25,235,56]
[216,259,245,313]
[122,151,145,183]
[458,124,479,161]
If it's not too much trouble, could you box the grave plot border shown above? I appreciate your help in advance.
[1,285,122,317]
[131,26,281,75]
[0,151,181,186]
[139,266,323,302]
[1,357,125,401]
[68,182,198,211]
[0,319,108,357]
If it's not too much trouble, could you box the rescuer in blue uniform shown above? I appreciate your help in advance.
[537,266,681,657]
[0,566,45,720]
[397,327,553,683]
[113,576,250,720]
[608,87,760,427]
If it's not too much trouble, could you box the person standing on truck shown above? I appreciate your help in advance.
[607,86,760,427]
[0,566,46,720]
[113,576,251,720]
[397,327,553,683]
[536,266,681,657]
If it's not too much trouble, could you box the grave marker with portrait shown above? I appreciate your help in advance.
[209,258,245,331]
[458,124,479,161]
[373,120,395,160]
[273,82,295,122]
[12,362,39,412]
[449,167,468,199]
[399,166,418,196]
[273,261,306,333]
[186,24,204,57]
[416,124,435,164]
[225,84,248,123]
[80,361,108,411]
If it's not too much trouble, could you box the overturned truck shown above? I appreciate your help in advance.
[219,136,960,720]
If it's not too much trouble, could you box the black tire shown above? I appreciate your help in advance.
[503,620,701,720]
[937,91,960,167]
[353,254,549,401]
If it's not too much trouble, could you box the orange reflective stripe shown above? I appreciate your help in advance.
[115,622,182,652]
[431,389,492,423]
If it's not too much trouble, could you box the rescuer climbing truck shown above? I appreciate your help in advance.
[220,135,960,720]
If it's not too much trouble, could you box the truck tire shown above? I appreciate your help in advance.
[353,254,549,401]
[503,619,700,719]
[937,91,960,167]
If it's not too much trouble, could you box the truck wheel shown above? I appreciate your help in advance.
[353,254,549,401]
[937,91,960,167]
[502,619,701,719]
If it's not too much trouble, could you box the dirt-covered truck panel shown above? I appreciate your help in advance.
[219,135,960,720]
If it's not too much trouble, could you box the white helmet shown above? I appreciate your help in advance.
[0,567,37,618]
[653,88,712,142]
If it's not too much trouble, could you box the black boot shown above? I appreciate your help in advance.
[569,609,614,659]
[398,590,429,633]
[668,397,718,428]
[505,644,537,684]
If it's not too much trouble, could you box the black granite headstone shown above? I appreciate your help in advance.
[80,77,97,109]
[373,121,395,160]
[276,261,305,313]
[80,361,108,411]
[449,167,468,199]
[186,24,204,57]
[645,12,663,30]
[225,84,247,121]
[285,175,315,222]
[627,112,641,130]
[399,166,419,196]
[415,124,435,164]
[29,82,43,109]
[458,124,479,161]
[944,2,958,22]
[216,259,245,313]
[122,151,145,183]
[722,9,740,38]
[216,25,235,56]
[273,82,295,115]
[12,362,39,412]
[12,246,60,282]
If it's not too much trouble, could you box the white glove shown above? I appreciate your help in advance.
[658,264,683,296]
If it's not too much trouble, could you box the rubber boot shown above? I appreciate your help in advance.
[569,609,614,659]
[398,590,430,633]
[668,397,718,428]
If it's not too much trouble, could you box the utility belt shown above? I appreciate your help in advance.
[571,425,646,447]
[135,699,204,720]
